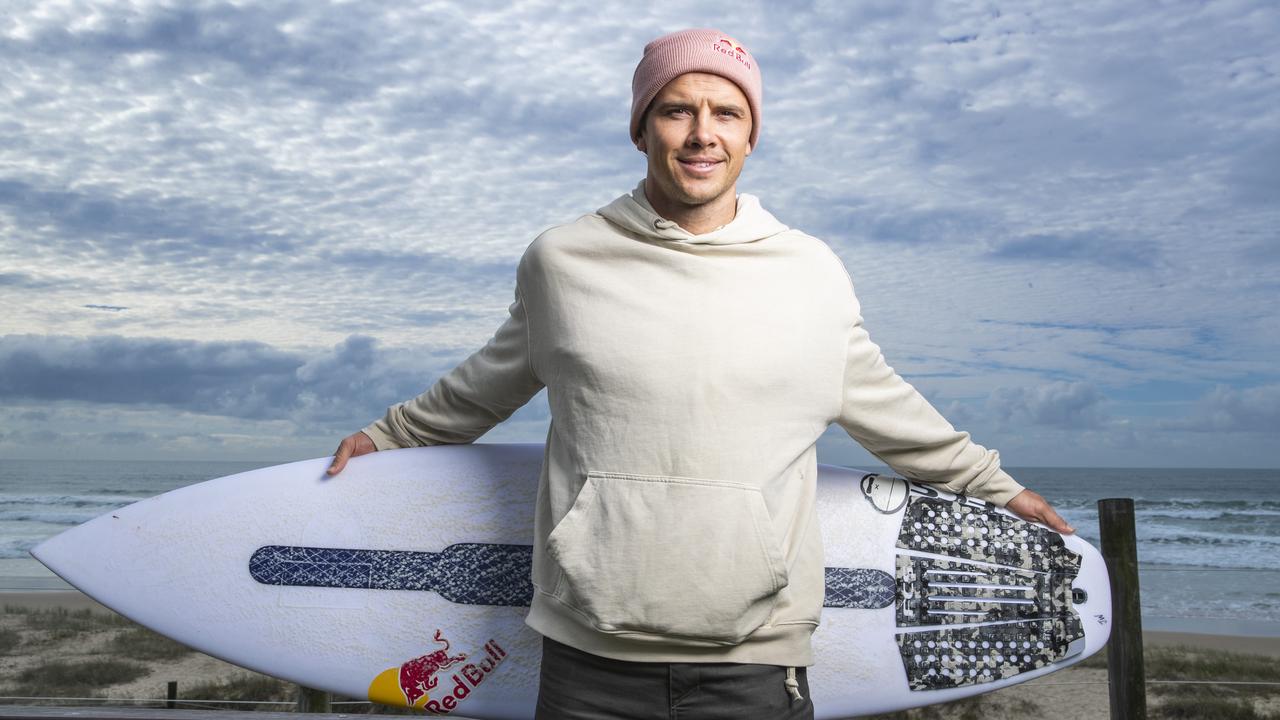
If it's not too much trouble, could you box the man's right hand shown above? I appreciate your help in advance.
[327,431,377,476]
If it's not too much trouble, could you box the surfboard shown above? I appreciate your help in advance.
[31,444,1110,718]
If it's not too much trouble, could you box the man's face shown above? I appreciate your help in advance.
[638,72,752,213]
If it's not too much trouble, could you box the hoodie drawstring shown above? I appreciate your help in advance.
[784,667,803,703]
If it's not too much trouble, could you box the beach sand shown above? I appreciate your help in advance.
[4,590,1279,718]
[1,591,112,614]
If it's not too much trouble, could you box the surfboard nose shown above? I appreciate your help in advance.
[30,517,95,585]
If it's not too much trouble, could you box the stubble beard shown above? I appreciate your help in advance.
[664,160,735,209]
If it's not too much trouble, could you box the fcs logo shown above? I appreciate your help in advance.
[713,36,753,69]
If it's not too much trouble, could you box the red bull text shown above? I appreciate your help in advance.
[420,640,508,714]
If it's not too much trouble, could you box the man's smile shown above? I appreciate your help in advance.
[678,156,724,175]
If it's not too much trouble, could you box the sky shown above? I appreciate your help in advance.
[1,0,1277,468]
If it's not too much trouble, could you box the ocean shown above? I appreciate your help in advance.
[2,460,1277,635]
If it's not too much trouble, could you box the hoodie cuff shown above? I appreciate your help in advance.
[360,420,406,452]
[963,468,1026,508]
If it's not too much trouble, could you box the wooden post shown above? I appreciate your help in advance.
[1098,498,1146,719]
[166,681,177,709]
[295,686,332,713]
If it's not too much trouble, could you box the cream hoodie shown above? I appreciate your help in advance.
[363,182,1025,666]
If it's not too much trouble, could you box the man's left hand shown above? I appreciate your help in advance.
[1005,489,1075,535]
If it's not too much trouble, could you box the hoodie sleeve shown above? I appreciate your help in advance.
[835,309,1025,507]
[361,282,544,450]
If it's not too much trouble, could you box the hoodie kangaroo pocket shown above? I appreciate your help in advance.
[545,470,788,646]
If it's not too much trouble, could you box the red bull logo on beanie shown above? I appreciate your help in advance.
[715,36,752,69]
[367,629,508,713]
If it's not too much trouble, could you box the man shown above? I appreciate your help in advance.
[328,28,1072,720]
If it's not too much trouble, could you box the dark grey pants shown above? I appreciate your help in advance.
[534,637,815,720]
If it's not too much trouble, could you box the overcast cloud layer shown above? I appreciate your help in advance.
[1,0,1277,466]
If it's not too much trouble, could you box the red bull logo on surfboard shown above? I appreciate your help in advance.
[367,629,508,713]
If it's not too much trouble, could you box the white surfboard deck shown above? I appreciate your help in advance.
[32,444,1110,718]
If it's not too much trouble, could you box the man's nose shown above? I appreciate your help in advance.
[687,109,716,147]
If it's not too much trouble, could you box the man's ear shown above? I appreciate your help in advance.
[636,132,647,153]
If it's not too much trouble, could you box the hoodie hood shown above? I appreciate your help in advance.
[597,181,790,245]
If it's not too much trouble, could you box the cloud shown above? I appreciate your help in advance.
[0,272,56,288]
[0,3,389,103]
[1226,138,1280,206]
[989,233,1159,269]
[0,333,442,427]
[98,430,150,445]
[0,178,300,264]
[292,335,423,424]
[0,331,554,459]
[311,248,516,291]
[987,381,1106,430]
[0,333,301,417]
[1242,239,1280,264]
[1161,384,1280,433]
[793,198,997,247]
[0,1,1276,464]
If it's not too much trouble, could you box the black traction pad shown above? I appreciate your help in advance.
[895,489,1080,574]
[885,479,1085,691]
[896,618,1084,690]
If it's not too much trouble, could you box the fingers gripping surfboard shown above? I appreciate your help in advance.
[32,444,1109,719]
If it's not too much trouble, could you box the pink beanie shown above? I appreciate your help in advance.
[630,28,763,149]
